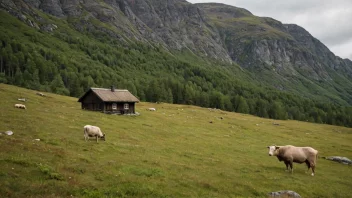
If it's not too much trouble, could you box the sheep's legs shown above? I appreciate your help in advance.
[284,161,293,173]
[284,162,292,172]
[311,163,315,176]
[284,162,289,171]
[305,161,311,173]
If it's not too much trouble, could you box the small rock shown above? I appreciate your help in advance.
[325,156,352,165]
[5,131,13,136]
[268,190,301,198]
[34,139,40,141]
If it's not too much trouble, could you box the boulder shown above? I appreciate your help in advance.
[268,190,301,198]
[325,156,352,165]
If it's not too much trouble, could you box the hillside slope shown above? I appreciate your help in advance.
[0,84,352,197]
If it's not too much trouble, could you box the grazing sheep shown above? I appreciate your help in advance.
[14,104,26,109]
[267,145,318,176]
[36,92,45,97]
[83,125,105,143]
[147,108,156,111]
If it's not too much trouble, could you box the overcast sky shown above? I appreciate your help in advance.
[188,0,352,60]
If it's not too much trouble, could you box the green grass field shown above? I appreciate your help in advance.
[0,83,351,197]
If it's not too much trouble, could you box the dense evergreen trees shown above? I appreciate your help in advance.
[0,10,351,127]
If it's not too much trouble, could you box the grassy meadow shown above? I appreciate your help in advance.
[0,83,351,198]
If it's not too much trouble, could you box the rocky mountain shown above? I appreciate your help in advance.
[198,3,352,103]
[1,0,352,105]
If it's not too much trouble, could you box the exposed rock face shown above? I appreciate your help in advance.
[285,24,352,79]
[119,0,232,62]
[200,3,351,80]
[0,0,352,104]
[0,0,232,63]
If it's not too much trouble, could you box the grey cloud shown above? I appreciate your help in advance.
[293,8,352,46]
[330,40,352,59]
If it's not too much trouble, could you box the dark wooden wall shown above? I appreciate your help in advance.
[81,92,104,111]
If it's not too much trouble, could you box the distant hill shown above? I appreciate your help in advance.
[0,0,351,127]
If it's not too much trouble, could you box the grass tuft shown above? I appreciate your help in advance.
[38,163,64,181]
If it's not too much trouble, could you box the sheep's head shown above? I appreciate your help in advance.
[100,133,106,141]
[267,145,280,156]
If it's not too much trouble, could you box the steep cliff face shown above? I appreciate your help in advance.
[1,0,352,103]
[0,0,231,62]
[120,0,232,62]
[285,24,352,77]
[199,3,351,80]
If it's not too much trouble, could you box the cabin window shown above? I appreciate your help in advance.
[112,103,117,110]
[124,103,129,110]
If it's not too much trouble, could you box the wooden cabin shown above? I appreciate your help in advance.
[78,87,139,114]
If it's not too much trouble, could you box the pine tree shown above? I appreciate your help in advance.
[126,81,137,96]
[184,84,195,105]
[166,88,173,104]
[14,66,24,86]
[209,91,224,109]
[223,95,233,111]
[269,101,286,119]
[0,48,6,73]
[29,69,41,90]
[0,72,7,83]
[236,96,249,114]
[256,99,269,118]
[69,77,83,97]
[50,74,70,95]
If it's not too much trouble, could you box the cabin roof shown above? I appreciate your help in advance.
[78,88,140,102]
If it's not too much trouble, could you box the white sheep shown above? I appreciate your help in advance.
[36,92,46,97]
[83,125,106,143]
[14,104,26,109]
